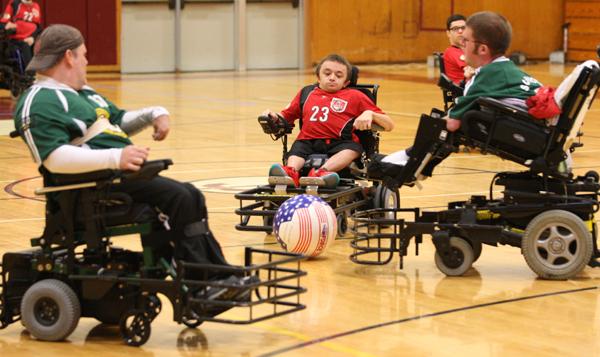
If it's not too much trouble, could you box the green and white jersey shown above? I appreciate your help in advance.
[449,58,541,119]
[14,78,130,165]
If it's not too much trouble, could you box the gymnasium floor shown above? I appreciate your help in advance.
[0,61,599,356]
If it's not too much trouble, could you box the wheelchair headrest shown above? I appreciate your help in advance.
[554,60,600,108]
[349,66,359,86]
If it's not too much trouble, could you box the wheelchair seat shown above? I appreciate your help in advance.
[458,60,600,176]
[381,59,600,190]
[35,159,173,252]
[261,65,382,180]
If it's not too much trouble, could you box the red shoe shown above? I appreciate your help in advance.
[269,163,300,187]
[308,168,340,187]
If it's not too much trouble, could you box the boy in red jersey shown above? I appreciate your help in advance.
[0,0,42,69]
[263,54,394,187]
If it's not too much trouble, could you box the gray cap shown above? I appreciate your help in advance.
[27,24,84,72]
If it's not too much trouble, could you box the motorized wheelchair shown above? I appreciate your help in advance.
[0,28,35,98]
[0,149,307,346]
[235,66,399,236]
[350,59,600,280]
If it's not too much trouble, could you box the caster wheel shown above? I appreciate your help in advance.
[434,237,474,276]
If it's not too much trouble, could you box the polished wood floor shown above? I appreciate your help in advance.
[1,61,600,356]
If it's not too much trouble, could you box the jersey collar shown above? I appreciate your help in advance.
[32,76,80,94]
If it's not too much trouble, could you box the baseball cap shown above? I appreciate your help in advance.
[27,24,84,72]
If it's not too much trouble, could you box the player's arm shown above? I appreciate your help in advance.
[354,110,394,131]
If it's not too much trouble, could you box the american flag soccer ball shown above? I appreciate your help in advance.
[273,194,337,257]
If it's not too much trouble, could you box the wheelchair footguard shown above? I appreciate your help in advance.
[235,180,398,237]
[0,246,306,346]
[350,171,600,280]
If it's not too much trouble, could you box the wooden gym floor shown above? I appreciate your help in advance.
[1,61,600,356]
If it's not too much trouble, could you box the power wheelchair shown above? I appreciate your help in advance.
[350,59,600,280]
[0,151,307,346]
[0,28,35,98]
[235,66,399,237]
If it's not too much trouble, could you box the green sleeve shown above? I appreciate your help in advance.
[27,98,79,161]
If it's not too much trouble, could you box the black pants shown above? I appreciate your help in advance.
[10,40,32,72]
[112,176,229,270]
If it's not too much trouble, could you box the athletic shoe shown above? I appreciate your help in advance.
[194,275,260,317]
[381,149,410,165]
[308,168,340,187]
[269,163,300,187]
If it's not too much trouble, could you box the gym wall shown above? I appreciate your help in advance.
[305,0,565,66]
[0,0,119,70]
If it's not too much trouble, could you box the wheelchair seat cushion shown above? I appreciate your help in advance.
[462,110,551,158]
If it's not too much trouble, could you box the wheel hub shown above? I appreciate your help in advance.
[548,236,566,254]
[34,297,59,326]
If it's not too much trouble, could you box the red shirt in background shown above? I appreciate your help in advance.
[1,1,41,40]
[443,45,466,84]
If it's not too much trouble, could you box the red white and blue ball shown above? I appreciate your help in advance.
[273,194,337,257]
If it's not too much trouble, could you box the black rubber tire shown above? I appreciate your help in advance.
[337,213,348,237]
[21,279,81,341]
[585,170,599,183]
[120,310,152,346]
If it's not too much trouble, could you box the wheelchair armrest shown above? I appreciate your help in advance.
[121,159,173,182]
[476,97,535,122]
[37,159,174,195]
[371,123,384,132]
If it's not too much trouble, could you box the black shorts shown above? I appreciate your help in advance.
[287,139,363,160]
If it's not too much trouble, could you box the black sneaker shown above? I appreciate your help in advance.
[193,275,260,317]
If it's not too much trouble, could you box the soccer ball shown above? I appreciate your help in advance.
[273,194,337,257]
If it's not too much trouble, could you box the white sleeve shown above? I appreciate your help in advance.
[120,106,169,136]
[43,145,122,174]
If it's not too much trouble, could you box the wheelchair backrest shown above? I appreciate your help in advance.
[553,60,600,153]
[433,52,459,111]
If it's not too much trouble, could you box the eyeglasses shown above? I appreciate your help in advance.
[449,26,466,32]
[460,37,485,47]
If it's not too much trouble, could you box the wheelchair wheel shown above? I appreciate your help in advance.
[182,314,204,328]
[145,294,162,321]
[21,279,81,341]
[120,310,152,346]
[585,170,599,183]
[522,210,593,280]
[434,237,474,276]
[337,212,348,237]
[470,239,483,263]
[373,185,399,219]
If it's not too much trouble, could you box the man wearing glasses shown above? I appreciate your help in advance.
[445,11,541,132]
[369,11,541,183]
[443,14,473,84]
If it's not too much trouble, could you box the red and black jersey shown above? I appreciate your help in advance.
[443,45,466,84]
[1,1,41,40]
[280,87,384,143]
